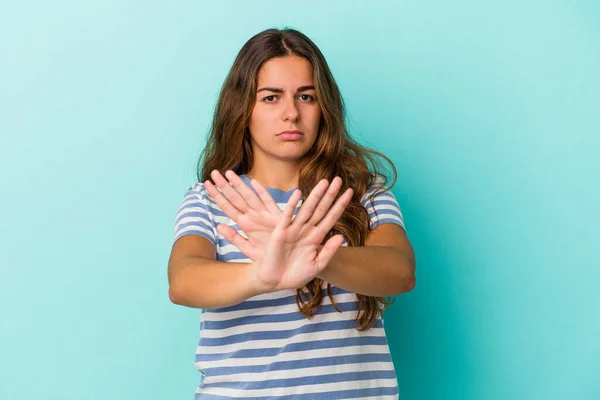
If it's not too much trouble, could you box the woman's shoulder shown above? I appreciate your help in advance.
[181,181,212,202]
[178,181,217,213]
[360,174,392,201]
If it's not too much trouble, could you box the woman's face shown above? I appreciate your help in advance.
[248,55,321,163]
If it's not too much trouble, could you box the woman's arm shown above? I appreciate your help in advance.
[317,223,416,296]
[169,187,352,309]
[168,235,263,309]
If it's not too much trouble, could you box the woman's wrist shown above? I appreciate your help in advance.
[245,260,276,296]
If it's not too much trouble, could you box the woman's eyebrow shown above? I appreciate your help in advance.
[257,85,315,93]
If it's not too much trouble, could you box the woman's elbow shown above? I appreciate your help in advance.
[400,264,416,294]
[168,284,184,305]
[404,274,416,293]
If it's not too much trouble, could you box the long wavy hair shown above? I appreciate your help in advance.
[197,28,398,331]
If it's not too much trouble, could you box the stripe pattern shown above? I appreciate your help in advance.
[173,175,406,399]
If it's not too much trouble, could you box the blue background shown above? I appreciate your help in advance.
[1,1,598,399]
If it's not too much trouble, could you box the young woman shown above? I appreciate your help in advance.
[169,28,416,399]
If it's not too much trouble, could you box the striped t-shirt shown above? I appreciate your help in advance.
[173,174,406,399]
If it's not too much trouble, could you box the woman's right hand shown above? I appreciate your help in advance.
[249,183,354,293]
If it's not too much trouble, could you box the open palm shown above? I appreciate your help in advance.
[204,170,281,260]
[205,170,351,264]
[253,186,352,292]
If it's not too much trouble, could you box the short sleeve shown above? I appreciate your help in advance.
[173,183,217,247]
[361,178,406,232]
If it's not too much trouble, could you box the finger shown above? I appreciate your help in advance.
[279,189,302,229]
[316,187,354,233]
[210,170,250,213]
[249,179,281,215]
[306,177,344,226]
[224,170,267,212]
[291,179,329,226]
[204,179,242,221]
[315,234,345,272]
[216,224,254,256]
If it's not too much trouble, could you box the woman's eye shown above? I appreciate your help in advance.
[299,94,314,101]
[262,94,314,102]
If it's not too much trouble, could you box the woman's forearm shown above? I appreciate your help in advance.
[168,256,262,309]
[317,246,416,296]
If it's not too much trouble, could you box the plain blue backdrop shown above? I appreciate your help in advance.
[1,1,598,399]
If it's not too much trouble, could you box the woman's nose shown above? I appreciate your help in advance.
[282,97,300,121]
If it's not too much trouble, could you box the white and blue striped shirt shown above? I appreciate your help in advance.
[173,174,406,399]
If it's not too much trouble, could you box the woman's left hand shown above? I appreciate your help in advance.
[205,170,346,261]
[204,170,280,261]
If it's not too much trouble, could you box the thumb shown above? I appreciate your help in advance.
[315,234,345,273]
[217,224,254,256]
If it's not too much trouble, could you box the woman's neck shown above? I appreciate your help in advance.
[247,161,300,192]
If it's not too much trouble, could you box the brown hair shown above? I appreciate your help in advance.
[197,28,397,331]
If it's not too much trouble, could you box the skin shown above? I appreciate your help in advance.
[203,56,415,296]
[246,55,321,191]
[207,55,352,293]
[206,172,353,293]
[167,55,415,309]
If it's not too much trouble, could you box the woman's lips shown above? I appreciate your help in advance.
[278,130,303,140]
